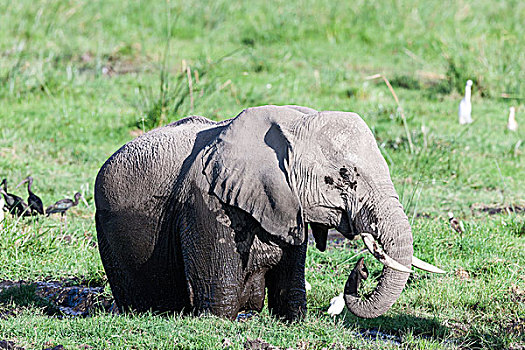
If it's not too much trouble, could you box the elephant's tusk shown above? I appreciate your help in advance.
[412,256,446,274]
[361,232,413,273]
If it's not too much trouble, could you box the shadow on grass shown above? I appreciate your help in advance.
[0,283,60,316]
[334,312,513,350]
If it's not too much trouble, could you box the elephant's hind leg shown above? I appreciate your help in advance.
[239,269,267,313]
[96,212,189,313]
[96,214,134,312]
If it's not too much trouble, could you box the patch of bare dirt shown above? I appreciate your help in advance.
[442,319,470,337]
[76,45,147,78]
[244,338,280,350]
[505,318,524,337]
[510,284,525,303]
[455,267,470,280]
[470,203,525,215]
[307,229,360,249]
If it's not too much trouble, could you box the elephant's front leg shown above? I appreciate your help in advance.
[180,222,246,319]
[183,236,245,320]
[266,242,308,321]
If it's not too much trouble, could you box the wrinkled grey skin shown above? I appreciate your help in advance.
[95,105,413,321]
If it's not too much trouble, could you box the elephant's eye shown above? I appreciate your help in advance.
[324,176,334,185]
[339,167,357,190]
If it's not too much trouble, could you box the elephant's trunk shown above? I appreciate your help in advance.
[344,194,413,318]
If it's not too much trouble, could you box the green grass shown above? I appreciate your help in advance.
[0,0,524,349]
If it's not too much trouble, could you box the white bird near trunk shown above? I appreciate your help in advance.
[458,80,473,124]
[327,293,345,317]
[507,106,518,131]
[304,279,311,291]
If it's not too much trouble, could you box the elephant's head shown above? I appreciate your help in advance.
[202,105,442,318]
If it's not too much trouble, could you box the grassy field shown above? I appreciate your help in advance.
[0,0,524,349]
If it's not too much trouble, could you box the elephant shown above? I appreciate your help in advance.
[95,105,442,321]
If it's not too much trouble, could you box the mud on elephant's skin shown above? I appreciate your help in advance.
[95,105,442,321]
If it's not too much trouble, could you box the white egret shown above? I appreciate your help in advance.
[507,106,518,131]
[305,280,311,291]
[327,293,345,317]
[458,80,473,124]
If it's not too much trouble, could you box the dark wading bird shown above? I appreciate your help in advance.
[1,178,30,217]
[46,192,88,232]
[46,192,88,216]
[16,176,44,216]
[0,189,4,223]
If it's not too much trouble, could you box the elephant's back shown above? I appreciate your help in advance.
[96,116,220,210]
[95,116,225,267]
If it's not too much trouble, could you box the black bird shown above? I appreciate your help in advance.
[46,192,88,233]
[46,192,88,217]
[1,178,30,217]
[0,192,4,223]
[17,176,44,215]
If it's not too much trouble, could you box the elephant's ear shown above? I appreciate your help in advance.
[202,106,304,245]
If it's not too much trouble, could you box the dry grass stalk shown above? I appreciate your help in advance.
[194,70,200,84]
[314,69,321,89]
[186,66,194,113]
[219,79,232,91]
[366,73,415,154]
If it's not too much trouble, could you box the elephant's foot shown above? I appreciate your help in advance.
[191,286,243,321]
[195,306,242,321]
[267,285,307,322]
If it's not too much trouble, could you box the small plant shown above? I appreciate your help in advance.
[132,55,231,131]
[425,78,453,96]
[134,69,191,131]
[444,57,487,96]
[389,75,421,90]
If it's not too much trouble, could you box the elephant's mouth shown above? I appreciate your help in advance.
[311,218,445,319]
[343,229,446,318]
[312,223,446,274]
[360,232,446,274]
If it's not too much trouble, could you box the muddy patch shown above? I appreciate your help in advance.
[0,340,25,350]
[308,229,358,249]
[0,280,115,318]
[244,338,280,350]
